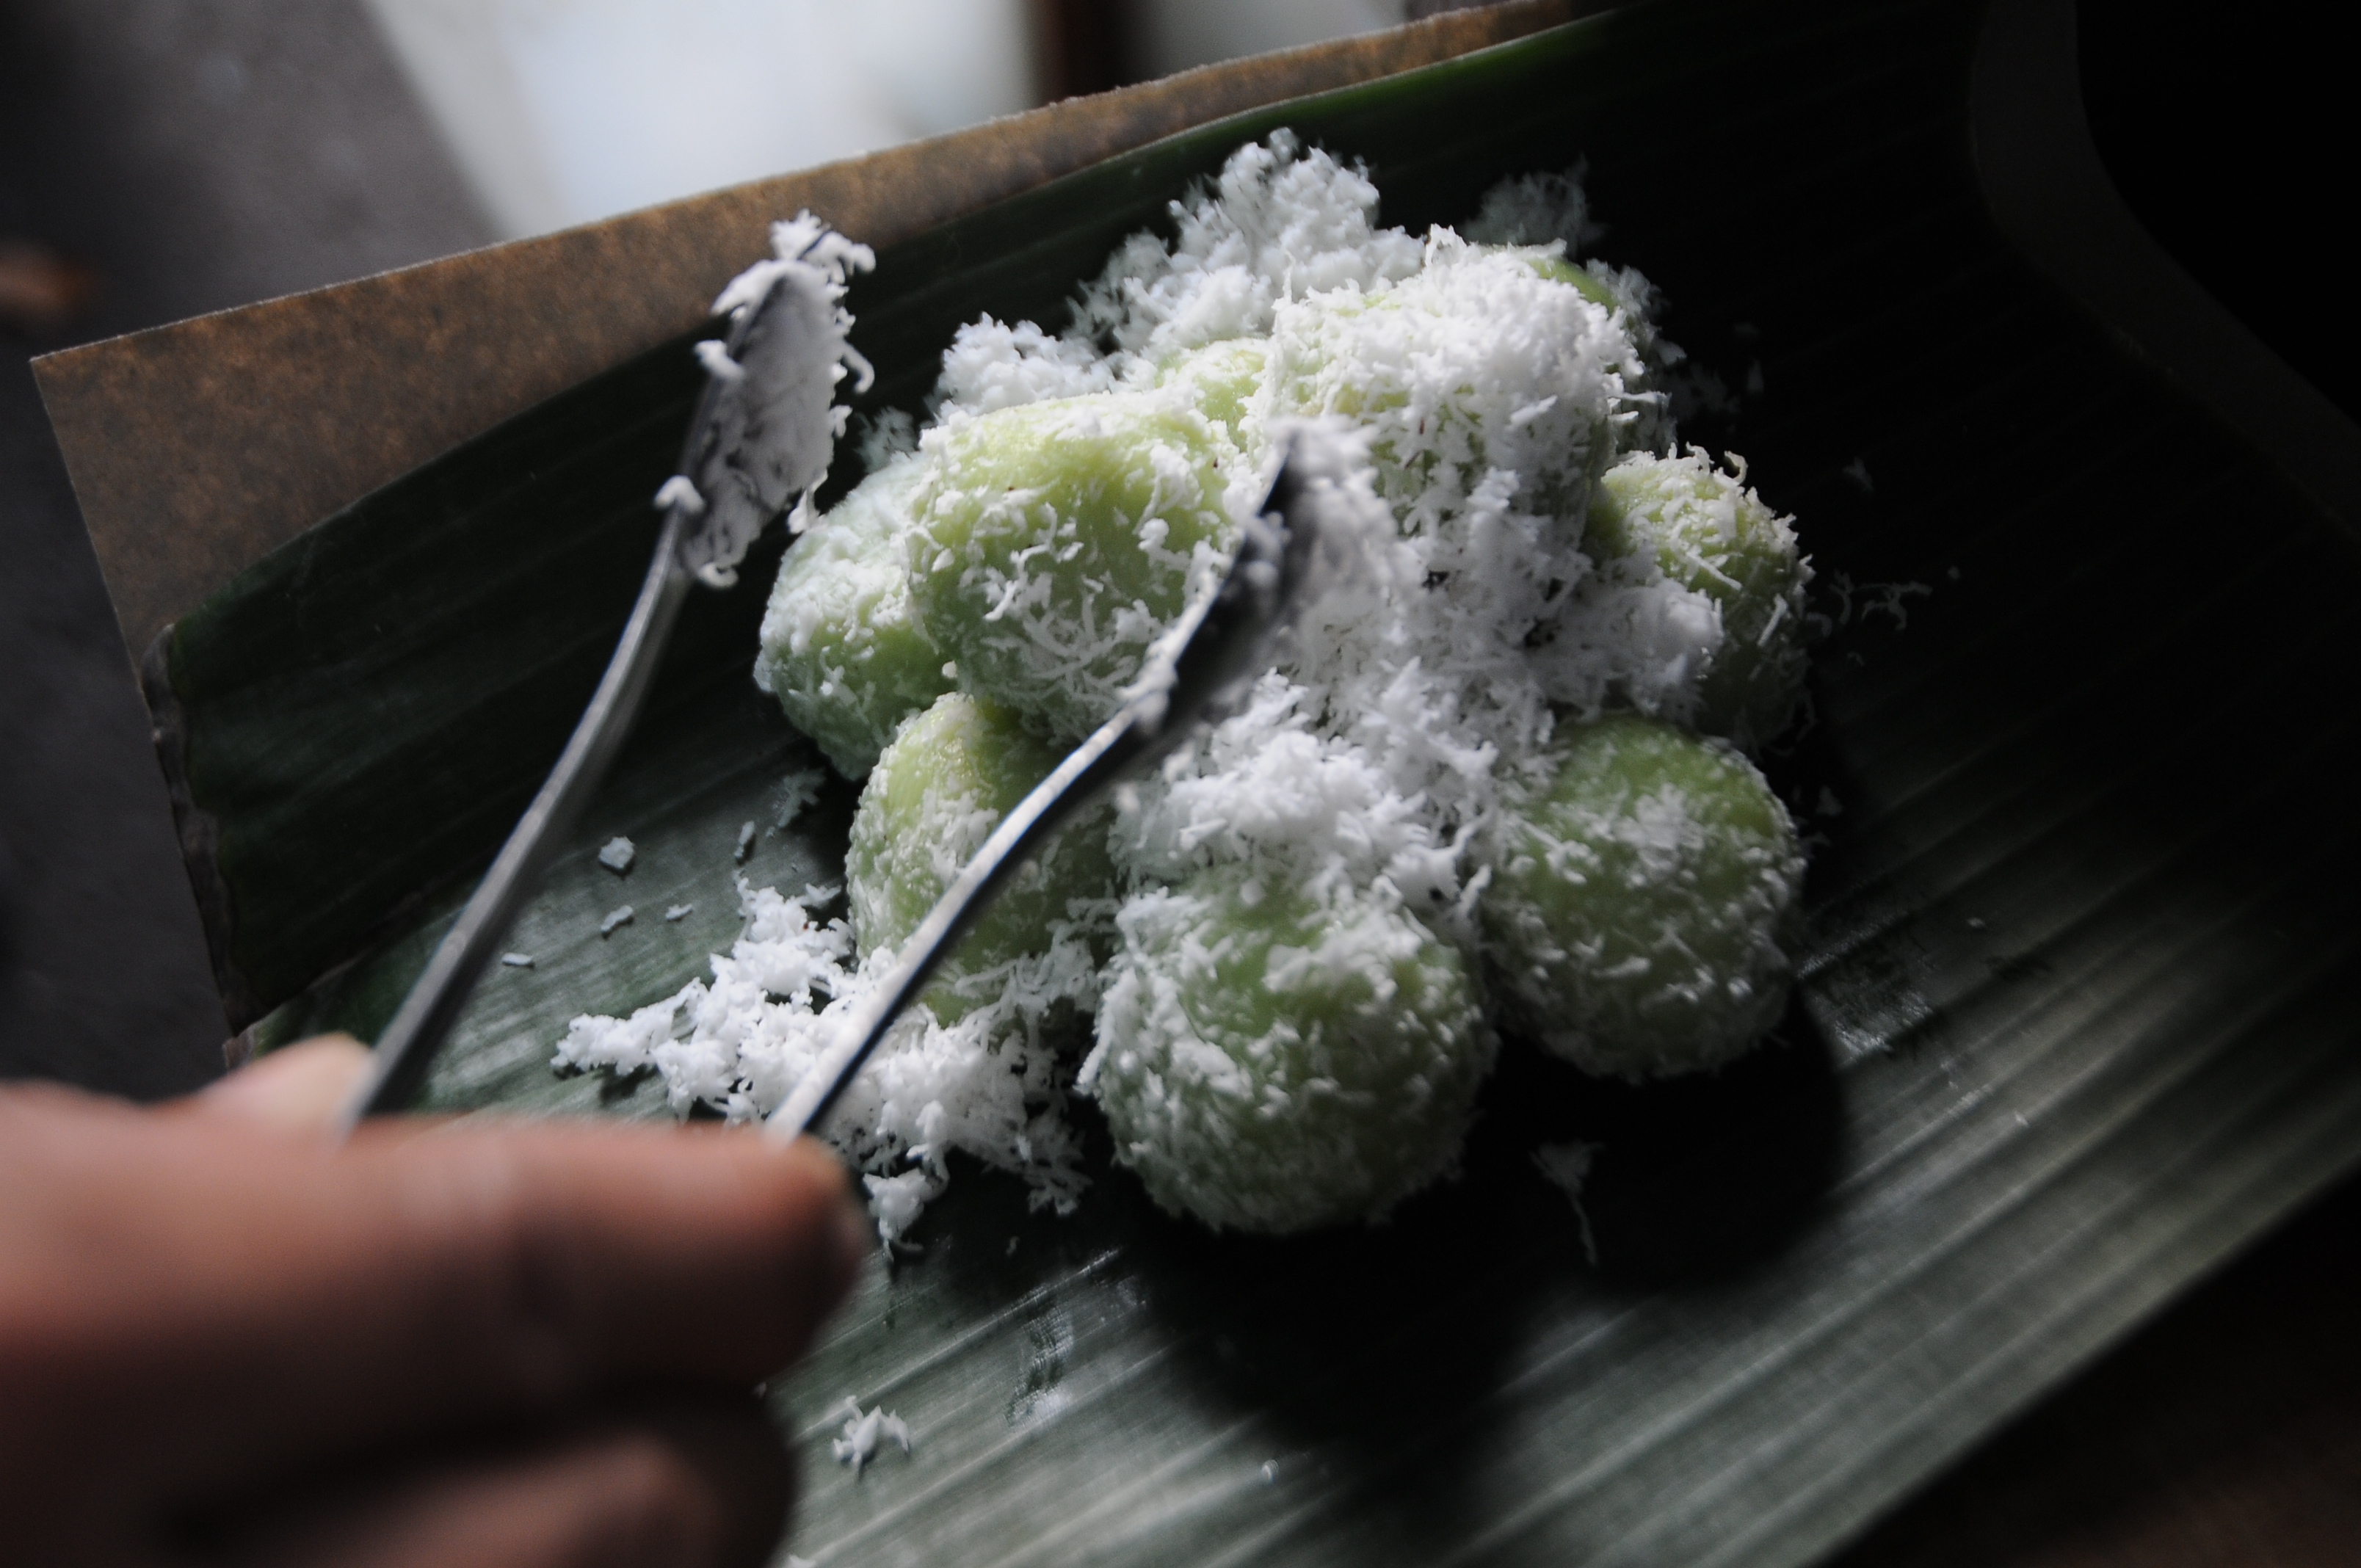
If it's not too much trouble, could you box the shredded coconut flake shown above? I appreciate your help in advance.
[775,765,828,830]
[596,836,635,874]
[1532,1139,1602,1264]
[828,1397,914,1473]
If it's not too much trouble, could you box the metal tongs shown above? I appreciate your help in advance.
[338,244,1322,1137]
[336,239,858,1133]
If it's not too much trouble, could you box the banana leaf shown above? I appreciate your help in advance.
[150,0,2361,1564]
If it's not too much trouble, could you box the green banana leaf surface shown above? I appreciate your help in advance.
[154,0,2361,1563]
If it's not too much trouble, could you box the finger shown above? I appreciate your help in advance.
[195,1036,372,1134]
[214,1395,792,1568]
[0,1090,868,1503]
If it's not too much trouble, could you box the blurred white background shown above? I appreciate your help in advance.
[1130,0,1399,84]
[361,0,1039,237]
[363,0,1422,238]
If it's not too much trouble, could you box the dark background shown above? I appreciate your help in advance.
[1,0,490,1096]
[1,0,2354,1561]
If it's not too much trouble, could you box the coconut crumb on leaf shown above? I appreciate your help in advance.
[829,1396,914,1473]
[1532,1139,1602,1265]
[775,765,830,828]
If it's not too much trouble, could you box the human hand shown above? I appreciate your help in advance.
[0,1037,870,1567]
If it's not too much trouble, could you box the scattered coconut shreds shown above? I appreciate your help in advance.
[664,904,694,922]
[553,879,1093,1243]
[829,1397,913,1473]
[1863,581,1932,629]
[1532,1140,1602,1266]
[775,765,829,831]
[597,835,635,874]
[1822,570,1933,632]
[558,136,1794,1243]
[598,905,634,937]
[500,952,535,969]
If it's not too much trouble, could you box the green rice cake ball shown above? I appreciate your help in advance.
[1085,866,1495,1233]
[1153,338,1269,439]
[755,454,953,777]
[1269,238,1640,531]
[907,393,1238,741]
[1591,451,1811,750]
[1484,714,1803,1080]
[1521,252,1621,313]
[847,692,1116,1020]
[1484,240,1674,457]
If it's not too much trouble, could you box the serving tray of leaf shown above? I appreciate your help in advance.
[143,0,2361,1563]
